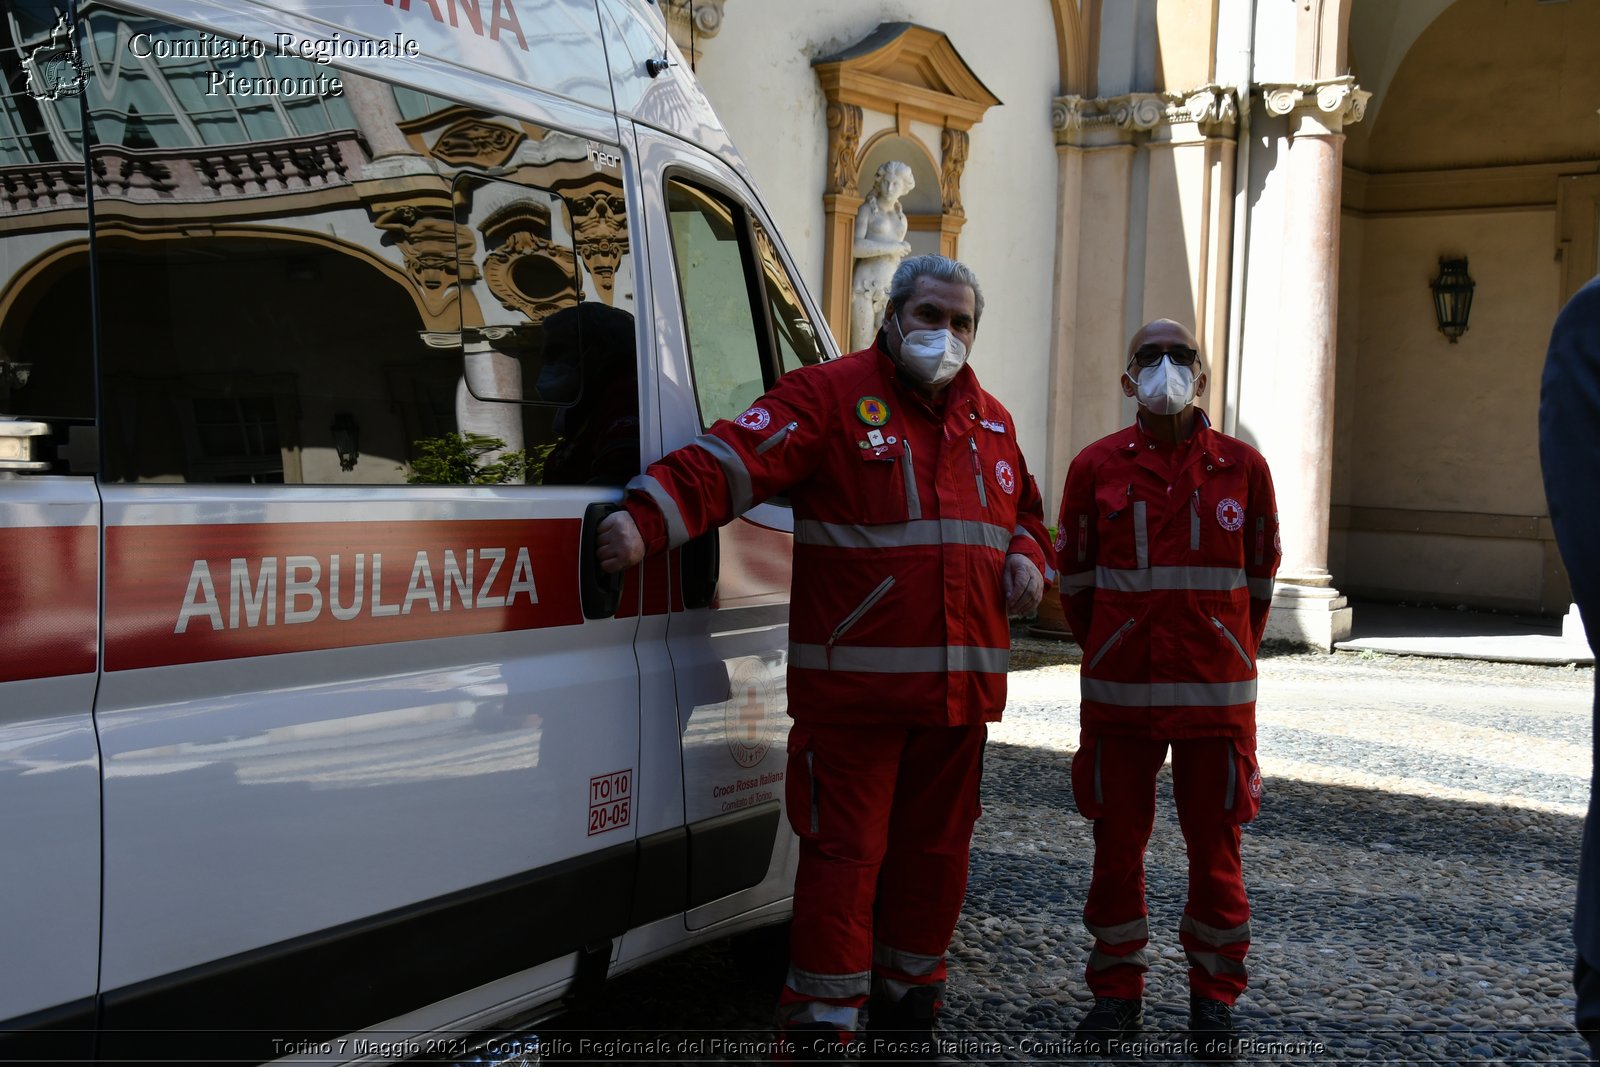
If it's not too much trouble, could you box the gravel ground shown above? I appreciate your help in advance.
[522,636,1596,1065]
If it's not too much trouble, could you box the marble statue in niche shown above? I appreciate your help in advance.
[849,161,914,352]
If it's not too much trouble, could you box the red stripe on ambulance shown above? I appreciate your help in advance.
[105,518,582,670]
[0,525,97,683]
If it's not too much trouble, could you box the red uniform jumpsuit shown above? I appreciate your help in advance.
[624,344,1052,1034]
[1055,412,1279,1005]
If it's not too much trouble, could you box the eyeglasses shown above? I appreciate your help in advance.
[1129,344,1199,369]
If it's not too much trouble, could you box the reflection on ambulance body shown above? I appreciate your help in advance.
[0,0,821,1060]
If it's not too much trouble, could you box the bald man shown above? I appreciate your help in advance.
[1054,320,1280,1062]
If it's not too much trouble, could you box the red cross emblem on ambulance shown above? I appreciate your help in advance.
[1216,497,1244,531]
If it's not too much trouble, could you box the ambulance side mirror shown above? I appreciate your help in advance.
[581,502,626,620]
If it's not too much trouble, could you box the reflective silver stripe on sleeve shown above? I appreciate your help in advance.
[1180,915,1252,947]
[784,966,872,1000]
[1088,947,1152,972]
[1061,569,1096,595]
[902,438,922,520]
[1191,492,1201,550]
[1079,678,1258,706]
[1095,566,1247,593]
[873,943,944,976]
[1087,916,1150,945]
[1133,500,1148,569]
[1249,577,1275,599]
[624,474,690,549]
[691,434,755,516]
[790,643,1010,674]
[795,518,1011,552]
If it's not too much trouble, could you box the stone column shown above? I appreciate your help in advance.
[1259,77,1369,650]
[340,74,420,162]
[1047,88,1239,513]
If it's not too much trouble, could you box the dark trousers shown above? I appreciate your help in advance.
[1577,953,1600,1060]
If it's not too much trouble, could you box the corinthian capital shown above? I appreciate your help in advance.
[1260,76,1370,132]
[661,0,725,61]
[1054,86,1239,145]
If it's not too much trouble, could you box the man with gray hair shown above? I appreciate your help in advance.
[597,254,1052,1060]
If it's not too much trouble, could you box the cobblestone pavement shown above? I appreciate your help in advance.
[530,639,1596,1065]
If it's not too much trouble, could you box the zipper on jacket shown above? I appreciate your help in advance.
[756,420,797,455]
[825,575,897,667]
[902,438,922,519]
[968,435,987,508]
[1211,615,1254,670]
[1191,490,1201,550]
[806,749,820,832]
[1086,617,1136,670]
[1093,740,1104,806]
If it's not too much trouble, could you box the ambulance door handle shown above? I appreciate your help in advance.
[581,502,626,620]
[680,528,719,610]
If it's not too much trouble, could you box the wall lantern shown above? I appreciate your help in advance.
[1430,257,1475,343]
[330,412,360,472]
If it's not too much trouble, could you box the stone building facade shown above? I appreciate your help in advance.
[675,0,1600,648]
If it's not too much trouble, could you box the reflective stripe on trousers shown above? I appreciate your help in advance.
[1080,677,1256,707]
[791,644,1010,674]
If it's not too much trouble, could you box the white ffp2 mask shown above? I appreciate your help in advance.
[892,314,970,386]
[1133,357,1197,415]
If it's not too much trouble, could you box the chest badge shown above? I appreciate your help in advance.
[1217,497,1244,531]
[994,460,1016,495]
[855,396,890,426]
[736,406,771,431]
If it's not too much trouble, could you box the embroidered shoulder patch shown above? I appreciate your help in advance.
[994,460,1016,494]
[735,406,771,431]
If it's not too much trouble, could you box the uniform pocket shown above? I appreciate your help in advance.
[852,447,910,523]
[1070,735,1104,820]
[1222,735,1262,825]
[785,727,819,837]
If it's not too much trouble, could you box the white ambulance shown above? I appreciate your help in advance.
[0,0,821,1060]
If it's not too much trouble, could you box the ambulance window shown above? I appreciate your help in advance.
[752,222,823,373]
[80,3,640,487]
[665,179,769,429]
[0,5,94,425]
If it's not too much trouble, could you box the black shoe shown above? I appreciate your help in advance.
[862,987,947,1064]
[1187,996,1236,1063]
[1073,997,1142,1056]
[780,1022,857,1063]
